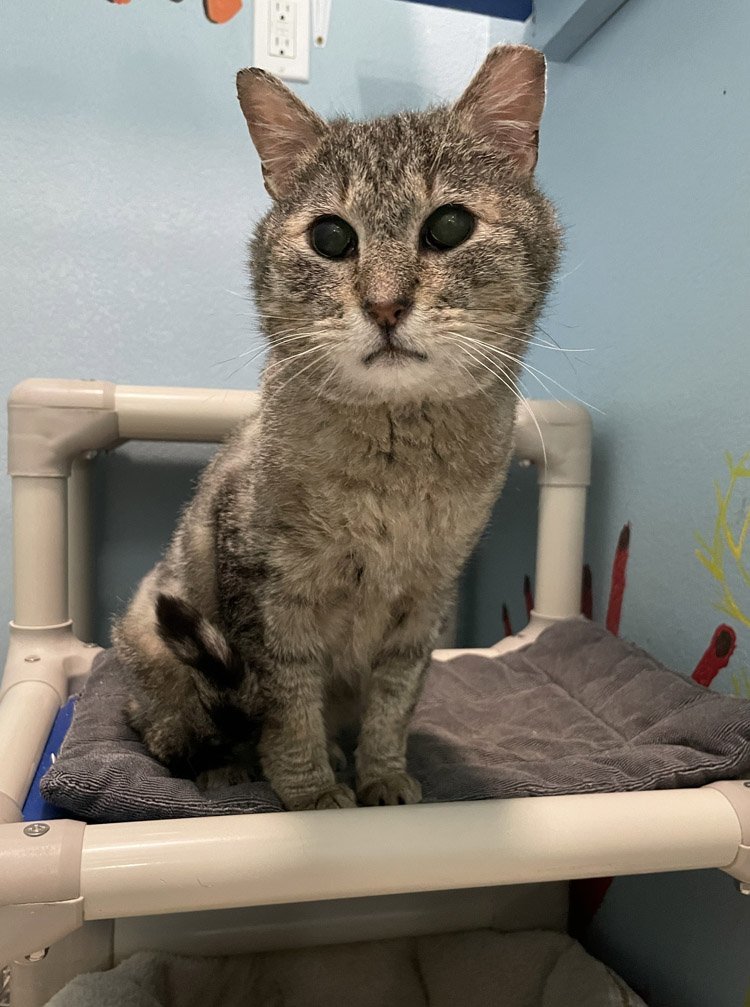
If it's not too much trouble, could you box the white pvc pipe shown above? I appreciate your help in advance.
[113,885,567,958]
[0,682,60,821]
[80,790,740,920]
[12,477,68,628]
[115,386,259,442]
[68,458,93,643]
[533,484,588,621]
[513,401,591,482]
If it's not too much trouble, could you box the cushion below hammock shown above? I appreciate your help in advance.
[40,619,750,823]
[44,930,646,1007]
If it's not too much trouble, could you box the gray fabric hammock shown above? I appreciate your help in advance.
[40,619,750,823]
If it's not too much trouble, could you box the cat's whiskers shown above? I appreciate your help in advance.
[267,346,336,399]
[313,358,341,401]
[450,358,495,403]
[216,313,347,377]
[217,331,312,362]
[456,311,593,363]
[484,328,571,354]
[438,310,551,347]
[446,312,593,354]
[555,261,585,284]
[214,332,317,372]
[448,330,603,415]
[444,332,533,407]
[462,318,593,384]
[222,334,330,380]
[222,353,267,382]
[265,341,337,375]
[441,332,548,466]
[450,332,564,406]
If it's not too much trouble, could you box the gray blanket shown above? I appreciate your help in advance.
[40,620,750,822]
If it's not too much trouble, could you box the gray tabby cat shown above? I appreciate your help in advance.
[114,44,561,811]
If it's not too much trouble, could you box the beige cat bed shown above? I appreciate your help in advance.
[44,930,645,1007]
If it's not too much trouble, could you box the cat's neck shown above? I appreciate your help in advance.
[259,377,516,479]
[263,373,507,427]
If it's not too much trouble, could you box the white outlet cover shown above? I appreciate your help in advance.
[253,0,311,83]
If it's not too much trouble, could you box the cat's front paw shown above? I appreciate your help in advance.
[357,771,422,807]
[286,782,357,811]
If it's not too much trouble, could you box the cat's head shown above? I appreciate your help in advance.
[237,45,561,406]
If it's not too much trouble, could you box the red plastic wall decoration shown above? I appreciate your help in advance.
[691,624,737,687]
[605,523,630,636]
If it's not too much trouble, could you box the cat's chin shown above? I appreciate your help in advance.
[322,357,483,407]
[361,346,429,367]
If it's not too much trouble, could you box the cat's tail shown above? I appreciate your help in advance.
[154,593,263,716]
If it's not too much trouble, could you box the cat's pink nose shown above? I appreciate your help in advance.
[364,299,412,329]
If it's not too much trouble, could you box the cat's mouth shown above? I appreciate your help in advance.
[362,344,428,367]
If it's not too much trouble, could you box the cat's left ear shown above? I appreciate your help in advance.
[454,44,546,177]
[236,68,328,199]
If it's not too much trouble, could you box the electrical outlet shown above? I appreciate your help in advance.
[268,2,296,59]
[253,0,310,83]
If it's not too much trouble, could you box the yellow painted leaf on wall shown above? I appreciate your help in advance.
[695,452,750,631]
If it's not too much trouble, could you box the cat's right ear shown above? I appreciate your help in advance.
[453,44,547,177]
[236,68,328,200]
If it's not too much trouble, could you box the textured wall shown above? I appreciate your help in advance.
[0,0,521,646]
[531,2,750,1003]
[540,0,749,688]
[4,2,749,1002]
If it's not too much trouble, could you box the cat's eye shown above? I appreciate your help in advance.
[422,204,475,252]
[310,215,358,260]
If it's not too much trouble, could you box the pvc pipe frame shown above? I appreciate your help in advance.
[0,380,590,831]
[7,379,590,632]
[79,790,740,920]
[12,478,69,629]
[1,380,749,946]
[0,785,746,952]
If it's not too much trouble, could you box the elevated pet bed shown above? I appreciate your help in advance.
[1,380,749,1003]
[39,620,750,822]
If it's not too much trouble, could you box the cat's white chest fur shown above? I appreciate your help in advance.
[319,479,482,680]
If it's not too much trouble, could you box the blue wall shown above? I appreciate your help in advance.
[531,1,750,1003]
[0,0,522,646]
[3,3,749,1002]
[538,0,749,696]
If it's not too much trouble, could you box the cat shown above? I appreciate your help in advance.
[113,44,561,811]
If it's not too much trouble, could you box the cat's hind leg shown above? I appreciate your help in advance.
[124,667,252,786]
[115,589,258,786]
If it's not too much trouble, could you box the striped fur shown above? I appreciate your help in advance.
[113,46,561,810]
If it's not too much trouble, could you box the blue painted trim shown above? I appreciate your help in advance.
[396,0,532,21]
[22,698,78,822]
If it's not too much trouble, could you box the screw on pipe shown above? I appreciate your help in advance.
[23,823,50,838]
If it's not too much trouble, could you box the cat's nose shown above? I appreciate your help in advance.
[364,299,412,330]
